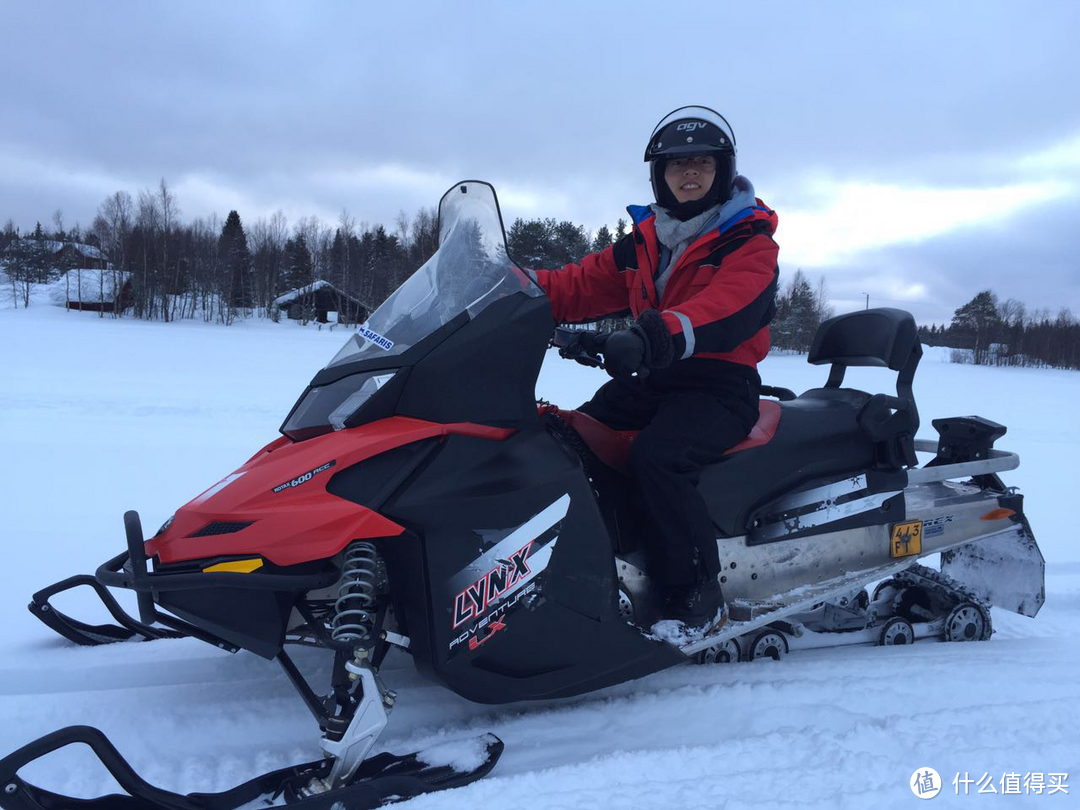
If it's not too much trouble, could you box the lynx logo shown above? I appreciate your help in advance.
[677,121,707,132]
[445,494,569,653]
[452,541,533,629]
[449,582,536,654]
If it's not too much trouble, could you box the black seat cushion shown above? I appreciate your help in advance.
[699,388,876,536]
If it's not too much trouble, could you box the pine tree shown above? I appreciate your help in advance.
[769,269,820,352]
[218,210,252,313]
[550,220,591,265]
[951,290,1001,363]
[282,234,313,291]
[591,224,614,253]
[507,218,554,267]
[328,229,347,290]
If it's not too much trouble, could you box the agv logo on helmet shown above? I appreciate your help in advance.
[644,105,739,211]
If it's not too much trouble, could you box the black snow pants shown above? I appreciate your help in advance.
[578,359,759,588]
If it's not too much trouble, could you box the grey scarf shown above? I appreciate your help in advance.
[650,175,757,298]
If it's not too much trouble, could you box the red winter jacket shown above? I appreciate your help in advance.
[533,201,779,372]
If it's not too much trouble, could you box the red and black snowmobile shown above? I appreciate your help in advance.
[1,181,1044,809]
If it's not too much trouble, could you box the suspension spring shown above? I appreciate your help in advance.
[331,540,379,646]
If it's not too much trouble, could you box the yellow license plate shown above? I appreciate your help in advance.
[890,520,922,558]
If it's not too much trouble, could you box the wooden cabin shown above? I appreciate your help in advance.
[274,280,369,325]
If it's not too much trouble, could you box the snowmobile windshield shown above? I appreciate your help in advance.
[326,181,542,368]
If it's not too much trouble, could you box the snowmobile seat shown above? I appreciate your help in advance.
[553,400,781,475]
[701,307,923,536]
[699,387,877,536]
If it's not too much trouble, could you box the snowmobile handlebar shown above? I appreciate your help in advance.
[551,326,651,377]
[551,326,605,369]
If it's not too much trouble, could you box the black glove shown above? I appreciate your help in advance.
[602,327,648,379]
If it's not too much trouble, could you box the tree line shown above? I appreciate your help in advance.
[920,289,1080,370]
[1,184,634,327]
[2,182,860,359]
[1,182,446,324]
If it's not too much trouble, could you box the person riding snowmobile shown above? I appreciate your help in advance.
[529,105,780,634]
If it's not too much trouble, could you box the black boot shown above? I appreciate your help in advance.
[664,577,727,634]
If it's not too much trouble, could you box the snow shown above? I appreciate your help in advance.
[416,733,498,773]
[1,300,1078,808]
[47,269,131,304]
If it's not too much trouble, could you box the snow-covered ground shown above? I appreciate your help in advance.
[1,300,1078,808]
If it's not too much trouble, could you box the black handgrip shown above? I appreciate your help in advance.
[124,511,157,625]
[760,385,797,402]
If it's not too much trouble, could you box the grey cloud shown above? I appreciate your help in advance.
[805,194,1080,325]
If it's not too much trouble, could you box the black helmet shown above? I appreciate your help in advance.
[645,105,737,217]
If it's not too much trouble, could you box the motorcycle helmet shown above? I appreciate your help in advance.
[645,105,737,218]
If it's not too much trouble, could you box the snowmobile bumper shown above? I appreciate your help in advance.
[28,511,336,652]
[0,725,503,810]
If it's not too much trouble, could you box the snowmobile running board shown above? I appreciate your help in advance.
[0,725,503,810]
[678,557,920,656]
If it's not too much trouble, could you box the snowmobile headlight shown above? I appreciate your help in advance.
[328,372,397,431]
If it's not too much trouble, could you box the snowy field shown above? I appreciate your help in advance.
[1,300,1078,809]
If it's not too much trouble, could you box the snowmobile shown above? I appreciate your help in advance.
[1,181,1044,810]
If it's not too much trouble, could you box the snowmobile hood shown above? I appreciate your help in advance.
[145,417,514,567]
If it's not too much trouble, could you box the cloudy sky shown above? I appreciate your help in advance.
[2,1,1078,324]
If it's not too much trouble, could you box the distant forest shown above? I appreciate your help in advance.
[919,290,1080,370]
[2,180,1076,368]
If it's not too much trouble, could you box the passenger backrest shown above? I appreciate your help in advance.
[807,308,922,469]
[809,307,920,373]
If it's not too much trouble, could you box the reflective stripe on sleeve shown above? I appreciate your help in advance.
[666,309,695,359]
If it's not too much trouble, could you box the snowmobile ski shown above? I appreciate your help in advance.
[0,725,503,810]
